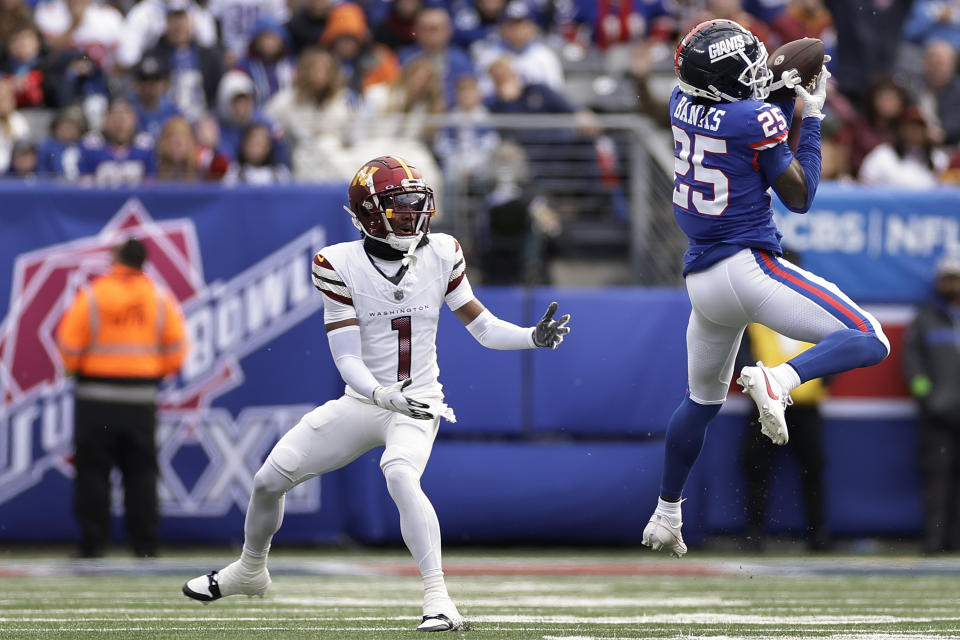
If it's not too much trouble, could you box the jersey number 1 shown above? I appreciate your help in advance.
[672,126,729,216]
[391,316,412,381]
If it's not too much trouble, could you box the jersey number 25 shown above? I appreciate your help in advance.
[672,126,729,216]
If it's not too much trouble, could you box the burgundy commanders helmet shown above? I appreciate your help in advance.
[347,155,436,252]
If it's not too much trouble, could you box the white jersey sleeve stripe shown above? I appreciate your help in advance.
[313,253,353,306]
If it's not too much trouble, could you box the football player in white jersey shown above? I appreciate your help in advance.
[183,155,571,632]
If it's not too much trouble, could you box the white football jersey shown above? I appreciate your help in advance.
[312,233,472,399]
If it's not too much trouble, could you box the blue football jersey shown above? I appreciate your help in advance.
[78,133,157,185]
[669,86,795,275]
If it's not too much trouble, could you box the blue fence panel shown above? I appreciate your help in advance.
[345,441,667,544]
[436,287,526,435]
[0,183,939,545]
[529,288,690,436]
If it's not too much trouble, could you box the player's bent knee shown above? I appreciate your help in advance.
[861,331,890,366]
[259,451,299,495]
[381,460,422,496]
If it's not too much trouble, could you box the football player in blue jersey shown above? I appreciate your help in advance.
[641,19,890,557]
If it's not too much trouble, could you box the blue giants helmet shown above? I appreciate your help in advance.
[674,19,773,102]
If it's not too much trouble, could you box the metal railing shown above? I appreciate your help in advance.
[400,112,686,287]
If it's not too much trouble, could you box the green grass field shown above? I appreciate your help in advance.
[2,548,960,639]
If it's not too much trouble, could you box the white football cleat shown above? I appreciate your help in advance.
[182,559,271,603]
[737,361,793,446]
[417,596,466,632]
[642,513,688,558]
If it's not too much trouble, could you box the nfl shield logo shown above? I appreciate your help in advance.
[394,289,404,301]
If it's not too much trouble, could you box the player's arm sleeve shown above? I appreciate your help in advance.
[159,290,188,375]
[756,110,821,213]
[443,238,475,311]
[312,252,358,324]
[465,308,537,350]
[327,325,380,399]
[788,116,822,212]
[57,289,91,373]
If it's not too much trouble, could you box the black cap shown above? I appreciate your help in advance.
[136,54,170,79]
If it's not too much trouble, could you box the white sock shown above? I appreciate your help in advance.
[240,546,268,572]
[423,573,449,602]
[656,497,683,528]
[771,363,802,394]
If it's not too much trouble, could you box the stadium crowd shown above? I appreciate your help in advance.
[0,0,957,187]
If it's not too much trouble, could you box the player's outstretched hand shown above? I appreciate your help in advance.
[532,301,571,350]
[373,379,435,420]
[796,61,831,121]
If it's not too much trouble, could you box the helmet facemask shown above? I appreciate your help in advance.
[351,179,436,252]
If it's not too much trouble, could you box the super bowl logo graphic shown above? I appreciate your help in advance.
[0,198,326,517]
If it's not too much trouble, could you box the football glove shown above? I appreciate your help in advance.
[373,379,435,420]
[532,301,571,349]
[796,58,831,121]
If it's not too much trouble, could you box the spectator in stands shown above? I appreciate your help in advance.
[0,0,32,44]
[118,0,217,70]
[2,22,49,108]
[626,38,671,128]
[37,104,85,178]
[77,95,156,185]
[450,0,507,51]
[264,48,353,181]
[916,39,960,146]
[320,2,400,94]
[193,113,231,180]
[363,55,445,141]
[904,253,960,553]
[34,0,123,70]
[234,16,297,108]
[478,139,560,285]
[207,0,288,65]
[904,0,960,48]
[824,0,913,106]
[285,0,333,54]
[474,1,564,99]
[5,139,37,177]
[739,314,831,553]
[129,53,181,139]
[858,105,948,188]
[687,0,774,47]
[399,6,474,104]
[224,122,292,184]
[832,76,911,176]
[486,57,607,213]
[216,69,287,165]
[0,78,30,175]
[770,0,834,45]
[487,56,574,116]
[569,0,673,50]
[818,118,854,181]
[352,56,446,201]
[434,74,499,183]
[372,0,420,51]
[155,115,198,181]
[143,0,225,122]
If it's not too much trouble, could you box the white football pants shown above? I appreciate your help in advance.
[684,248,888,404]
[243,395,444,577]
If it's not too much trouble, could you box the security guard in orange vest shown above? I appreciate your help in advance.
[57,238,187,558]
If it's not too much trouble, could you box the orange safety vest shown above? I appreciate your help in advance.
[57,265,187,381]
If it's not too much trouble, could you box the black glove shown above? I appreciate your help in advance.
[532,301,571,349]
